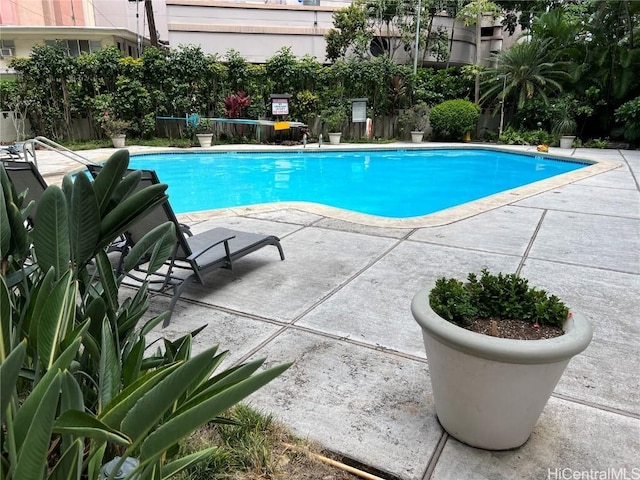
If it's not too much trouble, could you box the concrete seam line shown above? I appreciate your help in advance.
[422,431,449,480]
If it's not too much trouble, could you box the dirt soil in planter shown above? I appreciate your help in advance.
[464,317,564,340]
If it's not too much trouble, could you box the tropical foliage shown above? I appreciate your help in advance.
[480,39,570,110]
[325,0,449,63]
[0,0,638,145]
[0,149,291,479]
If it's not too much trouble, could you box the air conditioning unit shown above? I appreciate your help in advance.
[0,48,14,58]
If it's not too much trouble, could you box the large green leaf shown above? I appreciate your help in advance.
[95,249,118,314]
[99,364,179,429]
[122,222,176,274]
[98,184,168,247]
[175,357,263,414]
[0,276,13,362]
[92,149,130,216]
[0,341,26,416]
[60,371,85,461]
[69,172,100,267]
[110,169,142,206]
[161,447,217,479]
[139,361,292,463]
[33,185,70,278]
[6,201,30,260]
[53,410,131,446]
[122,338,145,388]
[35,270,77,370]
[48,438,82,480]
[85,295,107,341]
[28,267,56,351]
[87,442,107,480]
[13,338,82,447]
[98,318,120,412]
[13,374,62,480]
[120,346,221,442]
[60,370,84,413]
[0,174,10,259]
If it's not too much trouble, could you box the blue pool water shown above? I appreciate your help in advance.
[129,149,587,218]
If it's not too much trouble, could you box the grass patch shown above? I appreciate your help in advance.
[176,404,359,480]
[58,137,194,150]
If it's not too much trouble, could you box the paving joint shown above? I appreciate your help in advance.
[551,393,640,420]
[421,431,449,480]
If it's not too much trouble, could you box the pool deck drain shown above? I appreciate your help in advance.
[32,143,639,480]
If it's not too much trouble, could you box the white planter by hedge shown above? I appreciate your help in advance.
[196,133,213,147]
[411,131,424,143]
[411,287,593,450]
[559,135,576,149]
[111,134,126,148]
[328,132,341,145]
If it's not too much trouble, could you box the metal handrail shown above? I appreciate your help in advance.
[22,136,97,169]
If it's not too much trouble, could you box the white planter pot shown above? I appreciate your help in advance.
[411,287,593,450]
[111,134,126,148]
[196,133,213,147]
[328,132,341,145]
[411,131,424,143]
[559,135,576,149]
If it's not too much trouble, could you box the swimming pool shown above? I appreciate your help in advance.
[129,148,588,218]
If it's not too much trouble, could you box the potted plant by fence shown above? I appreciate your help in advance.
[321,104,348,145]
[399,102,429,143]
[411,269,593,450]
[97,109,130,148]
[428,99,480,142]
[195,117,214,147]
[553,114,577,149]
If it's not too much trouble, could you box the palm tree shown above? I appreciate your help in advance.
[480,38,571,110]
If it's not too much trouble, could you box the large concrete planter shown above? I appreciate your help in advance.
[328,132,342,145]
[411,287,593,450]
[111,134,126,148]
[411,131,424,143]
[559,135,576,149]
[196,133,213,147]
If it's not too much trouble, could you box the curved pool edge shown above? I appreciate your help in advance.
[127,143,622,229]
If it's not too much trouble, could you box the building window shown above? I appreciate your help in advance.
[481,26,502,37]
[44,39,103,56]
[0,39,16,58]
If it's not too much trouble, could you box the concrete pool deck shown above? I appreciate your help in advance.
[31,143,639,479]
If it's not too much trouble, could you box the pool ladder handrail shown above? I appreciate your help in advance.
[21,136,98,169]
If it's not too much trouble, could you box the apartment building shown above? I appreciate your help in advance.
[1,0,512,74]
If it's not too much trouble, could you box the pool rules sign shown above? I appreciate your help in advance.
[270,94,290,116]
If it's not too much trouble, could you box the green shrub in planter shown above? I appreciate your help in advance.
[429,99,480,140]
[429,269,569,329]
[398,102,429,135]
[320,104,348,133]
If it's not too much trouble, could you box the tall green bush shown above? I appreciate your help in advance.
[428,99,480,140]
[614,96,640,143]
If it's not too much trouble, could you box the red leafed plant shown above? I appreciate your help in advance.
[223,91,251,118]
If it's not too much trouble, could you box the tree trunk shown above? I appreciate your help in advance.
[474,10,481,104]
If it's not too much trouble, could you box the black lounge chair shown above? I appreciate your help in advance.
[2,159,48,227]
[1,145,23,161]
[87,165,285,326]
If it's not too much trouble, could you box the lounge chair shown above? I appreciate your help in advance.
[2,159,48,227]
[87,164,285,326]
[0,144,22,161]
